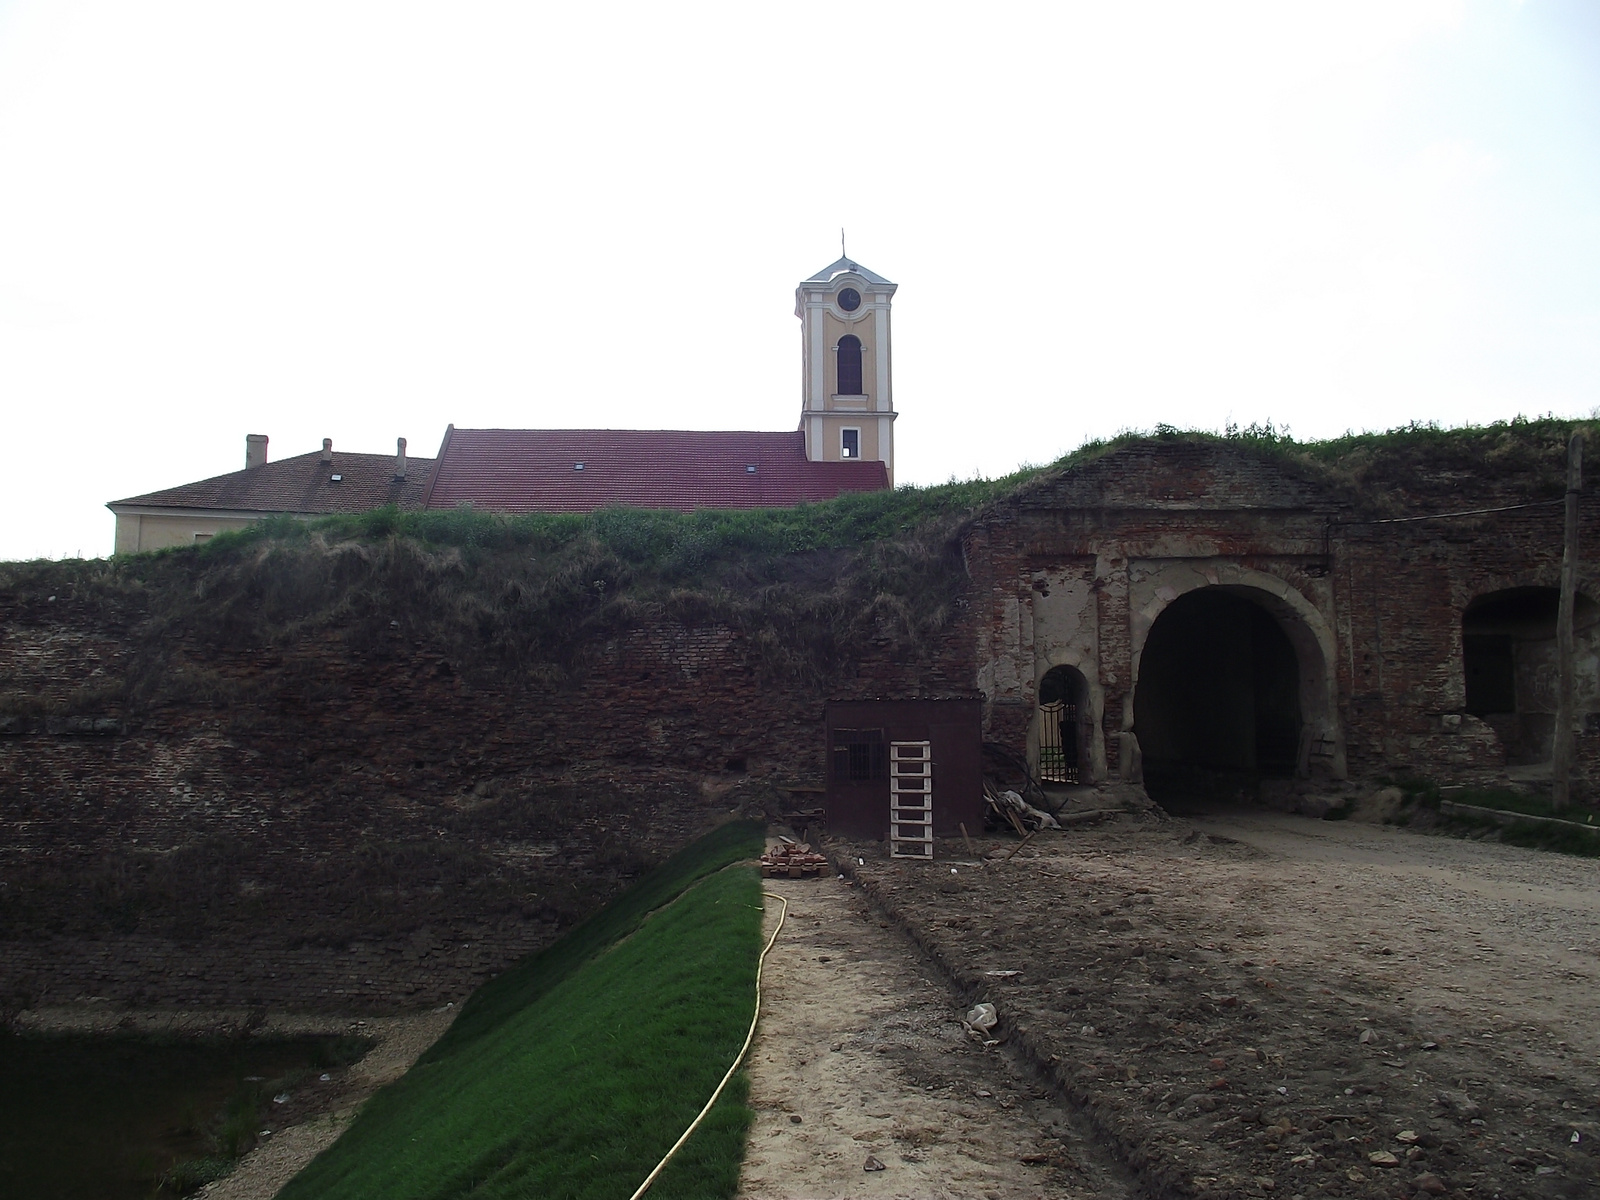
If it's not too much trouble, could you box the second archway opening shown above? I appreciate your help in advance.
[1134,587,1302,809]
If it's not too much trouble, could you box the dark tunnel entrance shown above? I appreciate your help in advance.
[1134,587,1302,809]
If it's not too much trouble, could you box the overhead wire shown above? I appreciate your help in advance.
[1335,498,1565,526]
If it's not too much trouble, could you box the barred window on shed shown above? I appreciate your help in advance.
[832,728,887,782]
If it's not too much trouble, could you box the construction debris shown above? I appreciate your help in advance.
[760,840,829,879]
[964,1002,999,1044]
[983,784,1061,833]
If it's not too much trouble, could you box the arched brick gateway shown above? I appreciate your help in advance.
[1130,566,1346,798]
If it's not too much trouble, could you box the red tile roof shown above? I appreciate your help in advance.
[423,428,889,513]
[110,450,435,515]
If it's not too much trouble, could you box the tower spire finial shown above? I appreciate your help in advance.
[841,227,846,259]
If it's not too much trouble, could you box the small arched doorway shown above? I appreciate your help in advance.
[1134,587,1303,807]
[1037,665,1090,784]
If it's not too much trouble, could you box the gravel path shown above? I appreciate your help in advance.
[838,812,1600,1200]
[1188,811,1600,1070]
[738,873,1139,1200]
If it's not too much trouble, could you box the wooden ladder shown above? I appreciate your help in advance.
[888,741,934,859]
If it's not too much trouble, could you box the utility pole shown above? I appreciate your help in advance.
[1553,432,1583,810]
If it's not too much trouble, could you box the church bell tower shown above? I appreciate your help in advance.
[796,256,897,485]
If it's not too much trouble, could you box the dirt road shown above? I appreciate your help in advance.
[738,873,1139,1200]
[838,812,1600,1200]
[1187,811,1600,1071]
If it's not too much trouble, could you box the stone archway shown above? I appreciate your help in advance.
[1027,652,1108,785]
[1131,571,1343,806]
[1036,665,1090,784]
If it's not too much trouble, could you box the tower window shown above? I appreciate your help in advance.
[841,428,861,459]
[837,334,863,395]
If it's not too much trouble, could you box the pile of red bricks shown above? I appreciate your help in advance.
[758,841,829,879]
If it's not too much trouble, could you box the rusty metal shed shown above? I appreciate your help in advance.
[824,697,984,842]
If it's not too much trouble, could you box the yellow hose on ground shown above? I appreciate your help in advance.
[627,888,789,1200]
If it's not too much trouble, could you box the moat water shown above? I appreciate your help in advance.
[0,1030,365,1199]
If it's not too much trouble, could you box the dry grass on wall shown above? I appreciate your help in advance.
[3,416,1591,720]
[2,503,979,717]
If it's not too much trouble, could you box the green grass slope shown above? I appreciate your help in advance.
[278,820,766,1200]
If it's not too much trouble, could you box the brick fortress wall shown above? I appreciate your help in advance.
[963,441,1600,799]
[0,584,978,1014]
[4,438,1592,1014]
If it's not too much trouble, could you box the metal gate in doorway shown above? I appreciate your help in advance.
[1038,700,1080,784]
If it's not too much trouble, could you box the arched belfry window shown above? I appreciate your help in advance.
[837,335,863,396]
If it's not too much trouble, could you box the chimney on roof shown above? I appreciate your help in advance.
[321,438,333,464]
[394,437,408,481]
[246,434,268,470]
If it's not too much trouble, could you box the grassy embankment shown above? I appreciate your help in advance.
[1345,778,1600,858]
[1428,785,1600,859]
[277,820,766,1200]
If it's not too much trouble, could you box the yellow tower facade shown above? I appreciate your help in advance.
[795,257,897,485]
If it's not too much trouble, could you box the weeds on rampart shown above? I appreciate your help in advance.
[198,472,1030,564]
[1497,818,1600,857]
[3,418,1593,712]
[4,498,980,704]
[1435,807,1600,857]
[1226,415,1592,507]
[1453,786,1600,824]
[1380,775,1600,857]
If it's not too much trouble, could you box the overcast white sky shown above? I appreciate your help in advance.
[1,0,1597,560]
